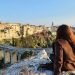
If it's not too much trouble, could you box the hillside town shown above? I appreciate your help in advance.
[0,22,75,41]
[0,22,52,40]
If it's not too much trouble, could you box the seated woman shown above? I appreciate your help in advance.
[39,24,75,75]
[53,24,75,75]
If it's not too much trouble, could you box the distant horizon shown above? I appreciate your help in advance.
[0,20,75,27]
[0,0,75,27]
[0,21,75,27]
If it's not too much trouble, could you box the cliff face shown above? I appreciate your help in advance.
[0,23,20,40]
[0,23,51,40]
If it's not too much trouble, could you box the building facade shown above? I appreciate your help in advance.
[0,23,51,41]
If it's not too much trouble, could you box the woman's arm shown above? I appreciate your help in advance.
[53,41,63,75]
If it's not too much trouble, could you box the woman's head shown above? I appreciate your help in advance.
[56,24,75,43]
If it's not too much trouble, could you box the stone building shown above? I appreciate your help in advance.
[0,23,21,40]
[0,22,51,41]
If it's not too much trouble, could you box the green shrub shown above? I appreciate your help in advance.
[21,51,34,59]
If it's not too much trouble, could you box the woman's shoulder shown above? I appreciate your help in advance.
[56,39,68,43]
[53,39,69,46]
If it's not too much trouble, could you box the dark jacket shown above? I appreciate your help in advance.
[53,39,75,75]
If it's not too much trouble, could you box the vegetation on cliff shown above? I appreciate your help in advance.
[11,30,55,48]
[0,30,55,48]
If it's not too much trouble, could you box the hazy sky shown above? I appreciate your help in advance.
[0,0,75,26]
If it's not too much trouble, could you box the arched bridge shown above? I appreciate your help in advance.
[0,44,52,64]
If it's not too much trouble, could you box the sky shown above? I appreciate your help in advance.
[0,0,75,26]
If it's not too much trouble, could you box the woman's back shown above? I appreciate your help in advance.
[52,24,75,75]
[53,39,75,71]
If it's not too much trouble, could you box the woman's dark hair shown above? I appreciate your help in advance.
[56,24,75,45]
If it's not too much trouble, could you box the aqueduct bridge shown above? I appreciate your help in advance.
[0,45,52,64]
